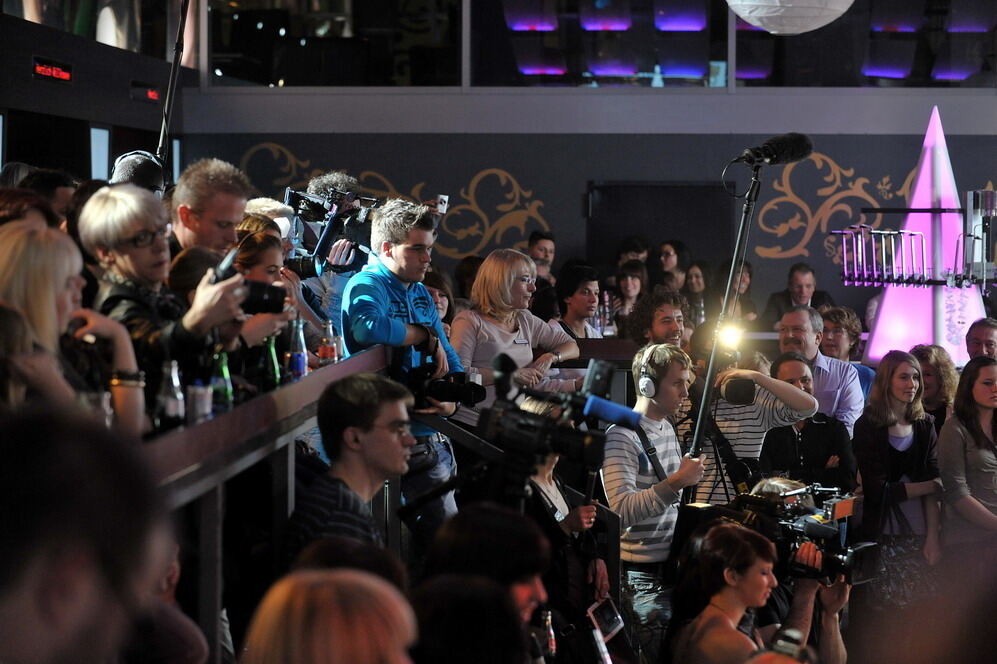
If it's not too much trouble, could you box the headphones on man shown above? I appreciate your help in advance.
[637,345,658,398]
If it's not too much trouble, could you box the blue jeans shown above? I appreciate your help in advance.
[621,565,671,664]
[400,436,457,547]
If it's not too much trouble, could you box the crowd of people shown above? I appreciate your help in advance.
[2,154,997,664]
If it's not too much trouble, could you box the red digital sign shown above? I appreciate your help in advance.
[33,57,73,82]
[130,81,162,103]
[146,89,160,101]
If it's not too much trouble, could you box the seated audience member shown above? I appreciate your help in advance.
[819,305,875,398]
[625,287,686,348]
[292,536,409,593]
[18,168,77,224]
[777,306,863,436]
[739,351,771,376]
[850,350,942,663]
[0,221,146,434]
[613,259,648,330]
[241,569,416,664]
[109,150,166,195]
[552,263,602,340]
[0,161,37,188]
[0,410,170,664]
[527,230,559,321]
[759,352,856,491]
[170,158,252,255]
[80,184,246,410]
[602,343,705,663]
[422,270,456,336]
[0,187,60,227]
[0,304,40,410]
[682,260,719,326]
[410,575,527,664]
[937,356,997,563]
[450,248,579,423]
[673,325,817,505]
[965,317,997,360]
[717,258,757,321]
[285,373,415,558]
[657,239,691,290]
[605,235,650,290]
[910,344,958,433]
[63,180,110,308]
[762,263,835,329]
[422,503,551,659]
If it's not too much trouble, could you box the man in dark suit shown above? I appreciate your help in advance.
[762,262,835,329]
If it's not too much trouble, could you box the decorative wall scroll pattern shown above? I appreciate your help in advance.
[755,152,889,263]
[239,143,551,260]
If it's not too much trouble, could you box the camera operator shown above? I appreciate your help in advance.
[170,158,251,255]
[668,521,848,664]
[674,322,818,504]
[601,343,704,663]
[341,198,462,547]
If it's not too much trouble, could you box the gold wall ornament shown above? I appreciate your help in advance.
[239,142,324,190]
[755,151,883,260]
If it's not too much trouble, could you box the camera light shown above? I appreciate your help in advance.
[214,68,223,77]
[718,325,743,350]
[278,27,286,36]
[256,21,263,29]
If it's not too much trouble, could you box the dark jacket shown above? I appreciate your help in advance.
[761,289,836,327]
[92,274,209,408]
[759,413,856,492]
[852,414,939,541]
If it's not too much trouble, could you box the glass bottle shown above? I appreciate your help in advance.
[259,335,282,392]
[601,291,617,338]
[209,350,234,415]
[317,320,338,366]
[288,317,308,381]
[154,360,185,432]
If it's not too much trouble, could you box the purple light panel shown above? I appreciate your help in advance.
[931,69,976,81]
[861,65,912,78]
[662,65,707,77]
[580,0,632,31]
[507,21,558,31]
[863,107,985,367]
[589,64,638,76]
[519,66,567,75]
[736,68,772,80]
[870,24,919,32]
[504,1,558,31]
[581,19,632,30]
[654,9,706,31]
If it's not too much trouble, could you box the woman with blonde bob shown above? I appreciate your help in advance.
[450,248,579,422]
[241,569,416,664]
[910,343,958,433]
[0,221,144,432]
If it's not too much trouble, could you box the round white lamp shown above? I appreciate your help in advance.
[726,0,855,35]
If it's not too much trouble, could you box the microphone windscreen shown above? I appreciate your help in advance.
[763,133,813,165]
[583,395,641,429]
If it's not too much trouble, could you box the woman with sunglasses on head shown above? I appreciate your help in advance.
[450,248,579,426]
[80,184,248,416]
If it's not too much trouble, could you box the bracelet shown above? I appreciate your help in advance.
[110,378,146,388]
[553,350,562,364]
[110,369,145,383]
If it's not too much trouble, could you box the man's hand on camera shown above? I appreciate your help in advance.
[792,542,824,595]
[184,269,247,335]
[326,238,356,268]
[818,574,850,616]
[413,396,457,417]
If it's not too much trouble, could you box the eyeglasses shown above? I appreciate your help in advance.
[515,276,537,285]
[120,224,171,249]
[371,421,413,437]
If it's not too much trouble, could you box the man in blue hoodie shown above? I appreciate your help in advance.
[342,198,462,545]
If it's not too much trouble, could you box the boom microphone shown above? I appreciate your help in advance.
[737,133,813,166]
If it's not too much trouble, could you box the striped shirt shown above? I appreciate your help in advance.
[674,387,816,504]
[285,475,383,563]
[603,416,682,563]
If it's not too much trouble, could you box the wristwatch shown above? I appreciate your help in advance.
[553,350,562,364]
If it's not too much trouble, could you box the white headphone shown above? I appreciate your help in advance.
[637,345,657,398]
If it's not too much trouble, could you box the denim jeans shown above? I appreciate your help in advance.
[400,436,457,547]
[621,565,672,664]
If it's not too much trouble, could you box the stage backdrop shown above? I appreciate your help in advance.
[184,132,997,323]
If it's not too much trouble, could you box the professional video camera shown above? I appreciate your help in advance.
[282,186,379,278]
[672,484,878,586]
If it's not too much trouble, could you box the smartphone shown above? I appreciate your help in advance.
[587,597,624,642]
[436,194,449,215]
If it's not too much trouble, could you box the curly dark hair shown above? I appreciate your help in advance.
[626,287,688,346]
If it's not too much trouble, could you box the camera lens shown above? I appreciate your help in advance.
[242,280,287,315]
[283,255,318,280]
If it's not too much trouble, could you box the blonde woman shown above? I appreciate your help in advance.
[241,569,416,664]
[910,343,958,433]
[0,221,144,433]
[450,249,579,422]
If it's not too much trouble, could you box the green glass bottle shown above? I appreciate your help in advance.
[209,350,234,415]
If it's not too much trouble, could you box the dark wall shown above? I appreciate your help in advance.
[184,132,997,321]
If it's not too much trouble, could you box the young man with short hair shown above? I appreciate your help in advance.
[602,343,704,663]
[171,158,252,254]
[285,373,416,559]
